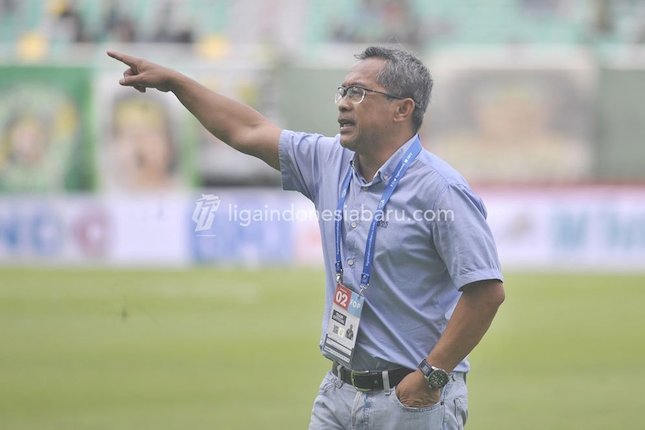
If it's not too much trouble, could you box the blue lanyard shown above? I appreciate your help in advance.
[335,136,422,294]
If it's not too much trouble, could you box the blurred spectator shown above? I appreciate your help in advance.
[330,0,421,48]
[101,0,137,43]
[331,0,378,42]
[0,0,18,15]
[586,0,645,44]
[152,0,194,44]
[49,0,90,43]
[591,0,613,37]
[381,0,421,46]
[519,0,560,15]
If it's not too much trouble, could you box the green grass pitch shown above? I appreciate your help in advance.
[1,268,644,429]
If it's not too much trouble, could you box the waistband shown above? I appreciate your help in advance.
[331,362,414,391]
[331,362,467,392]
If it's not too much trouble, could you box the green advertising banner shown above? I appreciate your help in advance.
[0,67,95,192]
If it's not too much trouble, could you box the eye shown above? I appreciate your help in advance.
[347,87,365,101]
[346,86,363,99]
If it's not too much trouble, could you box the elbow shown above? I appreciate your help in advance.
[491,281,505,309]
[463,279,505,310]
[484,280,505,309]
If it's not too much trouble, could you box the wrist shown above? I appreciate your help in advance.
[417,358,450,389]
[167,71,187,94]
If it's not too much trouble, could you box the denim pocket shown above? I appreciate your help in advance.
[447,375,468,429]
[390,388,446,414]
[454,395,468,428]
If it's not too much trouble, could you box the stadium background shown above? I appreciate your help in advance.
[1,1,644,429]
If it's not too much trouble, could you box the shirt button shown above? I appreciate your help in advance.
[347,258,355,266]
[350,221,357,228]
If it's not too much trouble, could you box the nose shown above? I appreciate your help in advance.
[336,96,352,112]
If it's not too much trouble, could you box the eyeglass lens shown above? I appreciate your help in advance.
[335,86,365,104]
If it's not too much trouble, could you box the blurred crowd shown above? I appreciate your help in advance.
[2,0,645,52]
[0,0,194,44]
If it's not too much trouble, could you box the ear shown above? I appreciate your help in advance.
[393,99,415,123]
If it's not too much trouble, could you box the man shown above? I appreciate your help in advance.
[107,46,504,429]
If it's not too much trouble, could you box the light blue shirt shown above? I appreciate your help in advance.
[279,130,503,372]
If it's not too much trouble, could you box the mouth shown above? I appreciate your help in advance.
[338,118,355,133]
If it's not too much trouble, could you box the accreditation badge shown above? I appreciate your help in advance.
[322,283,365,367]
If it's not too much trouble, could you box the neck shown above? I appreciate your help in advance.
[356,153,386,182]
[356,133,416,182]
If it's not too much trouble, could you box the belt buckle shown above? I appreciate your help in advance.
[350,370,372,392]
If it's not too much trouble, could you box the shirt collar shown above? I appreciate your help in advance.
[350,134,420,186]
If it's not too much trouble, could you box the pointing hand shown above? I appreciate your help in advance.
[106,50,177,93]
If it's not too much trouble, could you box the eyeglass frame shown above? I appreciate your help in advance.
[335,85,412,105]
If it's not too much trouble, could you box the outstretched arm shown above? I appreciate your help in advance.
[107,50,282,170]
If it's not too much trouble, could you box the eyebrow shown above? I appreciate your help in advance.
[341,80,368,88]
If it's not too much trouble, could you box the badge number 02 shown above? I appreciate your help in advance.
[323,284,365,366]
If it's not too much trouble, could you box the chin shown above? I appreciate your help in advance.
[339,135,357,151]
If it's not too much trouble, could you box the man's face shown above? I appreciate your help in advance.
[337,58,397,152]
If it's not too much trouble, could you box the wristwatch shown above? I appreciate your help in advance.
[418,358,450,389]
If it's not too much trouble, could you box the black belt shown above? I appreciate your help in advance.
[331,362,415,391]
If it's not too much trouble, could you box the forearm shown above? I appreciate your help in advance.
[395,281,503,407]
[427,280,505,372]
[107,50,281,170]
[170,73,281,169]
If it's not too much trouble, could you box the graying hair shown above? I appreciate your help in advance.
[355,46,433,131]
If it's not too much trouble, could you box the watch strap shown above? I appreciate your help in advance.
[417,358,449,389]
[418,358,434,378]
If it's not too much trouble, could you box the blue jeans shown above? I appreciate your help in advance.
[308,371,468,430]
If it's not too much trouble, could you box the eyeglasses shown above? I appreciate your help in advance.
[335,85,408,105]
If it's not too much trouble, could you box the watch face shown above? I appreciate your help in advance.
[428,369,450,389]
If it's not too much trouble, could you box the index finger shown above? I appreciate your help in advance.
[106,50,138,67]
